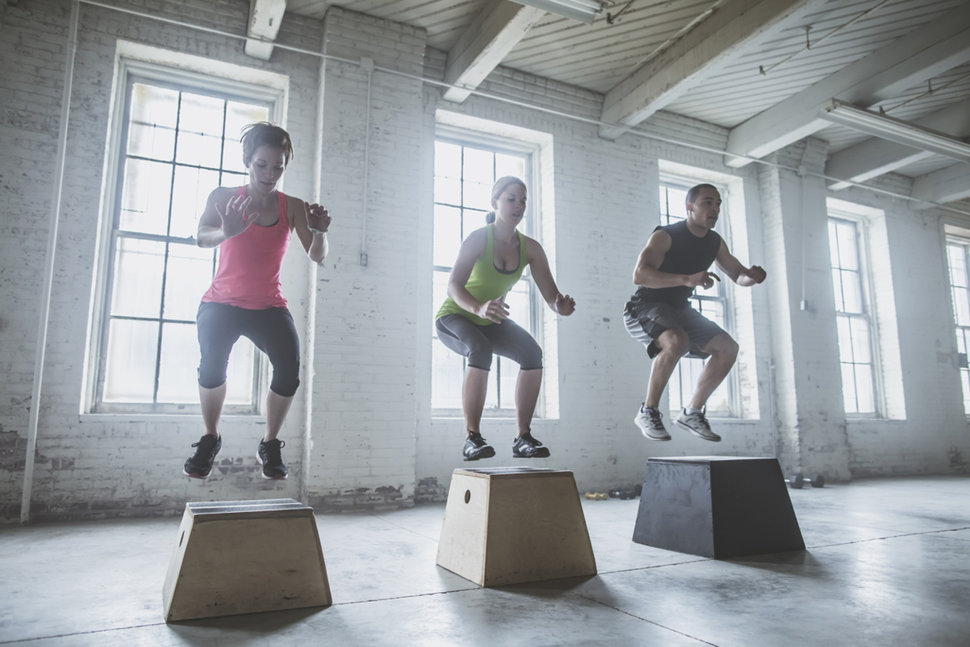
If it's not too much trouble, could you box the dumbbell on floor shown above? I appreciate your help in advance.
[787,472,825,489]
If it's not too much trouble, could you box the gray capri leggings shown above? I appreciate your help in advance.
[196,301,301,397]
[436,313,543,371]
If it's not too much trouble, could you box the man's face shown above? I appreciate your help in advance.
[686,187,721,229]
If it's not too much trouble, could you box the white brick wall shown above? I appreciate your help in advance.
[1,0,968,522]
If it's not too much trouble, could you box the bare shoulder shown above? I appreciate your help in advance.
[208,186,238,203]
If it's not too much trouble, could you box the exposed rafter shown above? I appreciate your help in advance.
[245,0,286,61]
[443,0,545,103]
[599,0,820,140]
[724,3,970,168]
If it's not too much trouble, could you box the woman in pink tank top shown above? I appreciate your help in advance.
[183,122,331,482]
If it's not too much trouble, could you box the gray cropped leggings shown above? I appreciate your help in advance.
[435,313,543,371]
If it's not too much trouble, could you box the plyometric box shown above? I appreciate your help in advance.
[633,457,805,559]
[436,467,597,587]
[163,498,331,622]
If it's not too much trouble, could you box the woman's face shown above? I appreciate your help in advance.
[247,145,287,195]
[492,183,527,227]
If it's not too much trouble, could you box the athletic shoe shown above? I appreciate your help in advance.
[675,408,721,442]
[257,438,288,479]
[634,405,671,441]
[463,432,496,461]
[183,434,221,479]
[512,431,551,458]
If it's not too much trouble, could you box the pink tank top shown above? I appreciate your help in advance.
[202,188,291,309]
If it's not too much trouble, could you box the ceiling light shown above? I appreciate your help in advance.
[509,0,606,24]
[820,100,970,163]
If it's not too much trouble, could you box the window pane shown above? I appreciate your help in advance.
[495,153,525,179]
[433,204,461,267]
[463,147,493,185]
[111,238,165,318]
[850,317,872,364]
[431,342,463,409]
[462,208,487,236]
[175,93,225,167]
[434,141,461,179]
[119,158,173,235]
[841,270,863,313]
[435,176,461,206]
[127,83,178,161]
[954,286,970,326]
[841,363,857,413]
[854,364,875,413]
[506,281,532,331]
[836,221,859,270]
[832,268,845,312]
[225,339,256,405]
[837,316,853,360]
[164,242,214,321]
[103,319,158,402]
[171,166,219,239]
[462,177,491,211]
[156,322,201,402]
[948,245,967,287]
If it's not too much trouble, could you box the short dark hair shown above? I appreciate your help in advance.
[240,122,294,167]
[686,183,718,205]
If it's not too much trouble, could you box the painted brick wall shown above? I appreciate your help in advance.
[1,0,968,522]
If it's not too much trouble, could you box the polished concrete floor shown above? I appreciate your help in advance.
[1,475,968,646]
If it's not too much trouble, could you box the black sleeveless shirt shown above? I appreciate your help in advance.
[630,220,722,307]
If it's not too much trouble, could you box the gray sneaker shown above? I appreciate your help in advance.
[634,405,671,441]
[675,408,721,442]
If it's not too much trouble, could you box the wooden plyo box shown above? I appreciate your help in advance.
[633,456,805,559]
[162,498,331,622]
[436,467,597,587]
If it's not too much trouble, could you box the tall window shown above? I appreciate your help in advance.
[828,216,876,414]
[93,75,272,413]
[946,237,970,414]
[432,138,536,412]
[658,181,733,415]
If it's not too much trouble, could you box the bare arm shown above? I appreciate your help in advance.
[291,197,330,264]
[196,187,253,248]
[447,229,509,323]
[714,240,766,286]
[633,229,719,290]
[526,237,575,316]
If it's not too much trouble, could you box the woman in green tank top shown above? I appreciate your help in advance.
[435,176,576,461]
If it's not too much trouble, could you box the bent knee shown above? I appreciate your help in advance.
[657,328,690,356]
[708,334,739,360]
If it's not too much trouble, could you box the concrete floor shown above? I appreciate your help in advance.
[0,475,968,646]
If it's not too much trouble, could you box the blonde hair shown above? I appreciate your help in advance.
[486,176,527,224]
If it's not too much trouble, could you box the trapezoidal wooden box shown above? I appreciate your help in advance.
[162,498,331,622]
[436,467,597,587]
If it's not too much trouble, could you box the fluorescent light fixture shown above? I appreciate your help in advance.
[509,0,605,24]
[820,100,970,163]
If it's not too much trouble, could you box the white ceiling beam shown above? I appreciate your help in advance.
[245,0,286,61]
[599,0,819,140]
[911,163,970,208]
[442,0,546,103]
[827,99,970,190]
[725,3,970,168]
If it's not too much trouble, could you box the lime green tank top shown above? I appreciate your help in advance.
[436,225,528,326]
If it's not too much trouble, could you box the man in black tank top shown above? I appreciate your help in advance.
[624,184,766,442]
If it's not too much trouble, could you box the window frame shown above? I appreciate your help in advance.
[945,234,970,415]
[86,57,285,415]
[827,213,880,417]
[431,128,541,416]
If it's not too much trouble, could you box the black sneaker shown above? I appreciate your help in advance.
[463,432,496,461]
[512,431,550,458]
[257,438,288,479]
[183,434,221,479]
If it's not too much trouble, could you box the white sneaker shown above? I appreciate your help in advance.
[634,405,671,441]
[675,408,721,442]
